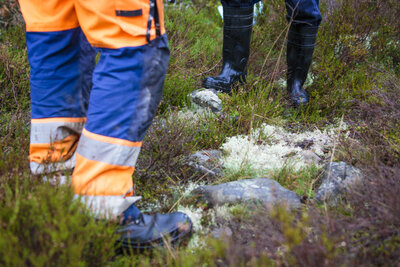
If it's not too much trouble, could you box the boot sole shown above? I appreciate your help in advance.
[202,80,232,94]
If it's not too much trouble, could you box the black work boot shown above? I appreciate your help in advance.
[286,24,318,106]
[202,5,253,93]
[116,203,192,251]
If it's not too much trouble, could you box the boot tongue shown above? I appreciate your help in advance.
[121,203,142,225]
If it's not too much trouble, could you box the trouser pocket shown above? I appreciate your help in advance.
[115,0,149,37]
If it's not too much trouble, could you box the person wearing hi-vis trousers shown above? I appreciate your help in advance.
[203,0,322,106]
[19,0,192,250]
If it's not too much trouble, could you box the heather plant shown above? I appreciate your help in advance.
[1,0,400,265]
[0,25,30,113]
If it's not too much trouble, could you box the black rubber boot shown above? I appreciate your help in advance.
[202,6,253,93]
[116,204,192,251]
[286,24,318,106]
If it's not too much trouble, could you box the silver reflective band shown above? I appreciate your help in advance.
[30,152,77,175]
[31,121,85,144]
[76,195,142,219]
[77,134,141,167]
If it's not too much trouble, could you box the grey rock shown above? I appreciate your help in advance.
[301,150,322,165]
[315,161,362,203]
[187,150,223,177]
[191,178,301,208]
[211,226,233,239]
[190,89,222,113]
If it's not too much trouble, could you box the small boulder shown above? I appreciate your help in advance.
[187,150,223,177]
[191,178,301,209]
[190,89,222,113]
[300,150,322,165]
[315,161,362,203]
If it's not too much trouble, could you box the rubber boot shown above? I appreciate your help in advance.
[286,24,318,106]
[202,6,253,93]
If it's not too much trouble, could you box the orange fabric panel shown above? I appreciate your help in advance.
[82,129,142,147]
[31,117,86,124]
[19,0,166,48]
[156,0,166,36]
[18,0,79,32]
[75,0,165,49]
[73,153,134,195]
[29,134,79,163]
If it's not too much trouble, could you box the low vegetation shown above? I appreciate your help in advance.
[1,0,399,265]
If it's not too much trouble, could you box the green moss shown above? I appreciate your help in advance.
[1,0,400,264]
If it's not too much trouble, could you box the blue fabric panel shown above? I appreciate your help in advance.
[221,0,260,8]
[285,0,322,26]
[221,0,321,27]
[128,34,169,141]
[27,27,93,119]
[85,34,169,142]
[78,32,96,113]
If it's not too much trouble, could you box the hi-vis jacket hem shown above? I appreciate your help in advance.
[19,0,166,49]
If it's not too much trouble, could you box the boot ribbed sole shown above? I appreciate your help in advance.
[202,79,232,94]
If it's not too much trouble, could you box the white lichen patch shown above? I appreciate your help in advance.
[220,122,348,175]
[176,107,215,123]
[213,205,232,221]
[176,200,231,250]
[176,108,202,122]
[221,134,305,174]
[179,181,204,197]
[176,205,210,250]
[177,205,205,233]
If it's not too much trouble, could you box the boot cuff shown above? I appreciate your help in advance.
[288,25,318,47]
[223,6,254,29]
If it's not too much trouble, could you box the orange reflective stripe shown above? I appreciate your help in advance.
[82,129,142,147]
[29,134,79,163]
[73,153,134,195]
[19,0,79,32]
[31,117,86,124]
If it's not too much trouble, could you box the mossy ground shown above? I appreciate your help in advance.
[1,0,400,265]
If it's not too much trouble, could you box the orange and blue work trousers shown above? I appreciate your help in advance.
[19,0,169,217]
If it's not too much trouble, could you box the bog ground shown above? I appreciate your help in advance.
[1,0,400,265]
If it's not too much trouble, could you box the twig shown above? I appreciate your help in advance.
[161,168,180,185]
[195,58,223,77]
[168,167,216,213]
[323,114,344,214]
[5,57,18,106]
[259,24,290,78]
